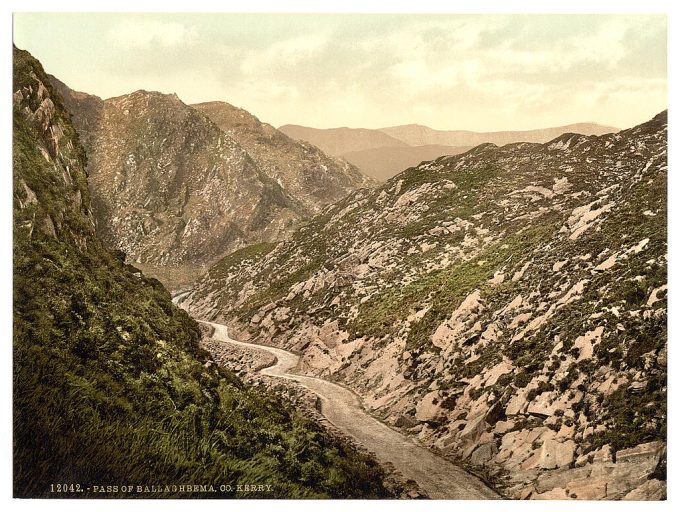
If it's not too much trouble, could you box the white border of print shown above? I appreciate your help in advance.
[0,2,676,512]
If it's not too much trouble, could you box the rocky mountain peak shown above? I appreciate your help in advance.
[193,100,267,133]
[51,80,371,280]
[193,100,373,215]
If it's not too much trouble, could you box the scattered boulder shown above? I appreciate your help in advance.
[623,479,666,500]
[394,414,419,429]
[567,476,607,499]
[538,439,576,469]
[459,414,488,442]
[470,442,497,465]
[594,253,618,272]
[415,390,444,422]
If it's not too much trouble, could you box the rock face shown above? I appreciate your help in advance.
[183,111,667,500]
[14,53,96,250]
[193,101,372,215]
[51,78,370,268]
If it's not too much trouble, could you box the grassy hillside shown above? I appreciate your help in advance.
[13,46,395,499]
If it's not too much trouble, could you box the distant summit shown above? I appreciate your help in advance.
[379,122,619,147]
[279,124,408,156]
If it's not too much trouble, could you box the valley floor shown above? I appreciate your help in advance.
[205,321,499,500]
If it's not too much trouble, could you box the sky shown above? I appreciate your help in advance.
[13,12,667,131]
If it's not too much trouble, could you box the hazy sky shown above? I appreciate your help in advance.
[13,13,667,131]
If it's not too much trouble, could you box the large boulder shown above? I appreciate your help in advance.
[459,413,489,443]
[623,479,666,500]
[415,390,444,422]
[538,439,576,469]
[470,442,497,466]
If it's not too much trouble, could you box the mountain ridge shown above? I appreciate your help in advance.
[51,79,370,277]
[192,100,373,214]
[279,124,409,156]
[183,110,667,500]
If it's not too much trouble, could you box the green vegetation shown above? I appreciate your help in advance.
[513,371,532,389]
[350,218,560,351]
[588,372,666,452]
[224,258,323,325]
[13,46,395,499]
[211,242,277,275]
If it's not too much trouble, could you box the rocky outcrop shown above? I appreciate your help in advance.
[193,101,372,214]
[183,112,666,500]
[13,51,95,248]
[529,442,665,500]
[51,79,371,270]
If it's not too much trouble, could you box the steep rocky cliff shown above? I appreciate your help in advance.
[182,112,667,500]
[13,46,396,499]
[51,78,305,267]
[51,80,370,271]
[193,101,372,214]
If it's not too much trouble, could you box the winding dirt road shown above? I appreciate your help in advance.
[206,321,499,500]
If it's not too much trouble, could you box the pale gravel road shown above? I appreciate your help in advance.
[206,321,499,500]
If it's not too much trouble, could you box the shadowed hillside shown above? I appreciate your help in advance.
[13,45,397,499]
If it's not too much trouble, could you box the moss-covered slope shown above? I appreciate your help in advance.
[13,45,394,499]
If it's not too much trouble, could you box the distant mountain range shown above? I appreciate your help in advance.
[379,122,619,147]
[279,125,409,155]
[279,122,619,181]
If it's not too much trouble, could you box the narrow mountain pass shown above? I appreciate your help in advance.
[204,321,499,500]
